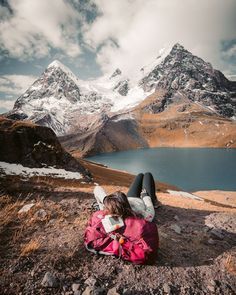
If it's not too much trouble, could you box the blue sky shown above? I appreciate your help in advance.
[0,0,236,114]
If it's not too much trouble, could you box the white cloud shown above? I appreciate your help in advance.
[84,0,236,77]
[223,72,236,81]
[0,99,15,112]
[0,0,82,60]
[0,74,36,95]
[222,44,236,59]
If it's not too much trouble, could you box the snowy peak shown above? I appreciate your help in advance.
[48,59,66,69]
[171,43,185,52]
[139,43,236,117]
[8,60,84,135]
[45,59,81,89]
[15,60,81,107]
[46,59,78,80]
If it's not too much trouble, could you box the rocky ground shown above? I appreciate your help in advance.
[0,161,236,295]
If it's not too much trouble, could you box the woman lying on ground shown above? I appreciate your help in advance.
[94,172,160,221]
[84,172,159,264]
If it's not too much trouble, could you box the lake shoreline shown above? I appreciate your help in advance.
[86,147,236,192]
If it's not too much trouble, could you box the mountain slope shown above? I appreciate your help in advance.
[5,43,236,155]
[6,62,149,135]
[140,43,236,117]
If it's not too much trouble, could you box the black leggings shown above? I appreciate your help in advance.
[127,172,158,205]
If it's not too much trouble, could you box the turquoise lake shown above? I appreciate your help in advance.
[87,148,236,192]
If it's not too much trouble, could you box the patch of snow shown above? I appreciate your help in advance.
[139,46,172,77]
[111,86,152,112]
[193,101,219,115]
[112,113,134,122]
[167,190,203,201]
[0,162,82,180]
[207,106,216,112]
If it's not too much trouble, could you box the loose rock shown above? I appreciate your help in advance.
[84,277,97,287]
[82,286,93,295]
[72,283,80,292]
[18,203,35,214]
[174,215,179,221]
[107,287,120,295]
[170,224,181,234]
[207,285,215,292]
[207,238,216,245]
[34,209,47,219]
[163,283,171,294]
[210,229,224,240]
[41,271,59,288]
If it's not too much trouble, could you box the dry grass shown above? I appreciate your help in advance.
[0,198,23,228]
[0,194,49,245]
[225,253,236,275]
[20,238,41,256]
[12,224,25,243]
[74,209,90,228]
[0,193,12,209]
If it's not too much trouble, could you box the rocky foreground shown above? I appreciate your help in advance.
[0,160,236,295]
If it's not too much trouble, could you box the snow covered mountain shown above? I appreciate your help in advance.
[7,61,113,134]
[7,43,236,136]
[140,43,236,117]
[7,61,150,135]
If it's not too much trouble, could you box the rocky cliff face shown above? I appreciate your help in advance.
[140,43,236,117]
[0,116,89,176]
[113,79,130,96]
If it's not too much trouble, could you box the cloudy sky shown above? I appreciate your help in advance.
[0,0,236,113]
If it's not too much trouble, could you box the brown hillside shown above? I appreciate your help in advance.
[60,90,236,157]
[135,90,236,148]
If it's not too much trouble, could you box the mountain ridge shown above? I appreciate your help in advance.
[5,43,236,155]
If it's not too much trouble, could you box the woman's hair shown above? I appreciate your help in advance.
[103,191,135,219]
